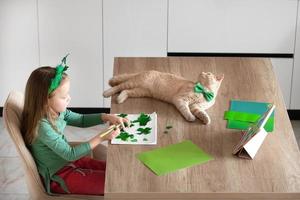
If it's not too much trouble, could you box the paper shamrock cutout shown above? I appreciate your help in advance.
[136,127,152,135]
[132,113,151,126]
[116,131,134,141]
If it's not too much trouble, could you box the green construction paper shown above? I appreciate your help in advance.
[137,140,213,176]
[226,100,275,132]
[224,111,274,132]
[224,111,259,122]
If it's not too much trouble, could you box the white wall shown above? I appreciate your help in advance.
[1,0,299,110]
[168,0,298,53]
[38,0,103,107]
[0,0,39,106]
[0,0,104,107]
[103,0,167,107]
[291,0,300,110]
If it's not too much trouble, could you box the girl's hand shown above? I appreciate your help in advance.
[100,125,120,141]
[101,114,130,130]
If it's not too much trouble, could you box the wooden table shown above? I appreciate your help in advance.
[104,57,300,199]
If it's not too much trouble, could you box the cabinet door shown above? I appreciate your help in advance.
[38,0,103,107]
[169,0,297,53]
[291,1,300,110]
[103,0,168,107]
[0,0,39,106]
[271,58,293,109]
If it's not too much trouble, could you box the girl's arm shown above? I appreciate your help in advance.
[38,121,120,161]
[64,109,129,128]
[64,109,129,129]
[63,109,105,128]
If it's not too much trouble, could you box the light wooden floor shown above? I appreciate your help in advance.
[0,118,299,199]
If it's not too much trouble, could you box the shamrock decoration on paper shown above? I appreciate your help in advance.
[132,113,151,126]
[136,127,152,135]
[116,131,134,141]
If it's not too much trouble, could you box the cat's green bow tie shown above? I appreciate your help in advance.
[194,82,214,102]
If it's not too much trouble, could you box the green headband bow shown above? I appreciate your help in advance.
[194,82,214,102]
[48,54,69,94]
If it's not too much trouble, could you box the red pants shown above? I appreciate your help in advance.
[51,157,106,195]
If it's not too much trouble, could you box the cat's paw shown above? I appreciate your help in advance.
[103,89,112,97]
[116,91,128,104]
[200,116,211,125]
[185,114,196,122]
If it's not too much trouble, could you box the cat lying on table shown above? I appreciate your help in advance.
[103,70,224,124]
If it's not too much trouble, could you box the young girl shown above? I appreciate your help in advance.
[21,55,128,195]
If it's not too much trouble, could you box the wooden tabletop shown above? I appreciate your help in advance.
[104,57,300,199]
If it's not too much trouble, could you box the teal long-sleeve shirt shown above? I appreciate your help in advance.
[29,109,104,194]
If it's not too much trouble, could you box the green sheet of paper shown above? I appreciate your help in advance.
[224,110,274,132]
[136,140,213,176]
[225,100,275,132]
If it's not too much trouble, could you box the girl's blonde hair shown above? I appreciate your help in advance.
[22,66,68,145]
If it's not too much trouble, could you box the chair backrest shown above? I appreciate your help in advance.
[3,91,47,199]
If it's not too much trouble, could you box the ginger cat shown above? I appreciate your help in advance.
[103,70,224,124]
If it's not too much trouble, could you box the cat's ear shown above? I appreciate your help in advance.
[216,74,224,82]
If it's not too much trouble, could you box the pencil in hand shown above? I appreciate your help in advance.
[99,123,122,138]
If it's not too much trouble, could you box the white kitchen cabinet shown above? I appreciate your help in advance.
[38,0,103,107]
[271,58,294,109]
[0,0,39,106]
[291,1,300,110]
[103,0,168,107]
[168,0,298,54]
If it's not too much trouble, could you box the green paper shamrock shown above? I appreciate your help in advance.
[136,127,152,135]
[132,113,151,126]
[115,131,134,141]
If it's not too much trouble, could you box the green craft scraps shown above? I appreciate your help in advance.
[132,113,151,126]
[116,131,134,141]
[163,125,173,134]
[166,125,173,129]
[137,127,152,135]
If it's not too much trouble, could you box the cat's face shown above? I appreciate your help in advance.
[198,72,224,91]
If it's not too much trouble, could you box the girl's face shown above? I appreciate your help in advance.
[48,79,71,114]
